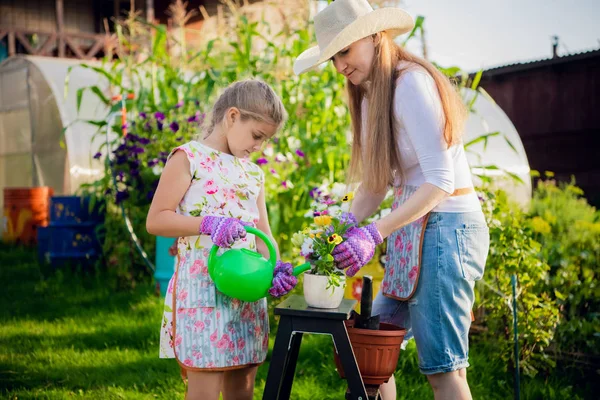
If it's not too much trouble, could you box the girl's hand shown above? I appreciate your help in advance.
[268,261,298,297]
[332,223,383,277]
[199,216,251,248]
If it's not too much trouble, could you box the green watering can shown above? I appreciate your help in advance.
[208,226,311,302]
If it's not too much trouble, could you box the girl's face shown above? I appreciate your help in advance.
[331,35,378,85]
[225,108,278,158]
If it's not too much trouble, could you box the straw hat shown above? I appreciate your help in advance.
[293,0,414,75]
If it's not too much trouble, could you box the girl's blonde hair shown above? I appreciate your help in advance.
[347,32,467,194]
[205,79,287,136]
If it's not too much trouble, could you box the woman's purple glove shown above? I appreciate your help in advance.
[199,216,250,248]
[268,260,298,298]
[333,222,383,277]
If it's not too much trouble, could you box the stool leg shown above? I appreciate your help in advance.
[330,321,368,400]
[263,315,293,400]
[279,332,303,399]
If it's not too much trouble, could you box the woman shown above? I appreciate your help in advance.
[294,1,490,399]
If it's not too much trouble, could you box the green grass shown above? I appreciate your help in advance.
[0,244,593,399]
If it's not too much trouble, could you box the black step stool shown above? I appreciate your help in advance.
[262,295,380,400]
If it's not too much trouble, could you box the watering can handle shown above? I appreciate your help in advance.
[208,225,277,270]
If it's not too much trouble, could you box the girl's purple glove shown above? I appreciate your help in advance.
[268,260,298,298]
[199,216,250,248]
[332,222,383,277]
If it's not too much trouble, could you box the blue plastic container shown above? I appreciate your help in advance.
[49,196,105,226]
[154,236,176,297]
[37,195,105,267]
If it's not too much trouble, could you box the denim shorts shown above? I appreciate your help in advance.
[373,210,490,375]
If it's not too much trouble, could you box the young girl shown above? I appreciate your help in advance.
[147,79,297,400]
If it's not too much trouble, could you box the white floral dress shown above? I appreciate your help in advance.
[159,141,269,371]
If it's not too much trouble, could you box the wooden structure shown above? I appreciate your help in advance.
[478,49,600,206]
[0,0,247,61]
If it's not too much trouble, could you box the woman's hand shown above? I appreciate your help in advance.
[199,216,251,248]
[333,223,383,277]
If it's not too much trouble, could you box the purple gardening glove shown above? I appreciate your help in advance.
[199,216,250,248]
[332,222,383,277]
[268,260,298,298]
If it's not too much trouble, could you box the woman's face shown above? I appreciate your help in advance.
[331,35,378,85]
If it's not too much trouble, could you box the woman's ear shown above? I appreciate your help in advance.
[373,32,381,47]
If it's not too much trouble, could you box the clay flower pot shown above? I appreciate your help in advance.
[334,320,406,385]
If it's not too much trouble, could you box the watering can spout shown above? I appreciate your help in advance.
[293,262,311,276]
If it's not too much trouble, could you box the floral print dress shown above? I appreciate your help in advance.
[159,141,269,371]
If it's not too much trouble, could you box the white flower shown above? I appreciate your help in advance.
[380,208,392,217]
[275,153,286,162]
[152,165,164,175]
[328,205,342,216]
[331,182,348,199]
[300,238,314,257]
[263,144,274,157]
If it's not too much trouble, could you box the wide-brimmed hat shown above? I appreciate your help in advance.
[293,0,414,75]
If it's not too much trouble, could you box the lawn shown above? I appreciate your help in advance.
[0,243,592,399]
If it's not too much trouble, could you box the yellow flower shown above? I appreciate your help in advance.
[530,216,551,235]
[314,215,332,226]
[342,191,355,202]
[327,233,343,245]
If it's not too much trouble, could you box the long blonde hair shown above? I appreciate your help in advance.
[205,79,288,137]
[347,32,467,194]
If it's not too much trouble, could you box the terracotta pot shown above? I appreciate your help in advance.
[334,320,406,385]
[3,187,53,245]
[303,272,346,309]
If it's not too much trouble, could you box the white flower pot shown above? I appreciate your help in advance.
[303,272,346,309]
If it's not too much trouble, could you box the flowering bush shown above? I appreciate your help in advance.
[291,183,356,289]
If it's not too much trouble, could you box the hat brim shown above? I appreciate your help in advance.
[293,8,414,75]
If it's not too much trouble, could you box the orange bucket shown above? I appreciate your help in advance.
[3,187,54,245]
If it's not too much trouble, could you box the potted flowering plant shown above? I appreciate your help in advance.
[291,183,357,308]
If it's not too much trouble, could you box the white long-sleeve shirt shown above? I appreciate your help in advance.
[363,62,481,213]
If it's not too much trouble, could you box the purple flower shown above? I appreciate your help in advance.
[273,137,280,144]
[187,114,198,123]
[281,181,288,188]
[144,121,152,131]
[115,155,127,165]
[325,225,335,235]
[148,159,159,167]
[174,101,184,109]
[256,158,268,165]
[139,112,147,119]
[104,188,112,195]
[194,100,200,106]
[146,190,155,201]
[93,152,102,159]
[270,168,277,174]
[115,190,129,204]
[121,123,129,130]
[295,149,305,158]
[154,112,165,121]
[138,137,151,145]
[339,212,357,227]
[157,121,163,131]
[116,171,125,181]
[131,147,145,154]
[169,121,179,132]
[309,187,321,199]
